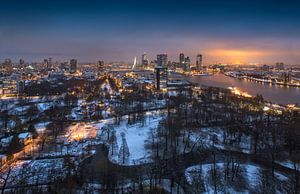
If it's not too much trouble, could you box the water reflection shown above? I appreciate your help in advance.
[188,73,300,105]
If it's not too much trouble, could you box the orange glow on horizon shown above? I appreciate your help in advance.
[207,49,272,64]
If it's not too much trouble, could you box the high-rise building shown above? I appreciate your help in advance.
[59,62,68,71]
[157,54,168,67]
[275,62,284,70]
[69,59,77,74]
[48,57,52,69]
[142,53,148,67]
[184,56,191,71]
[179,53,185,66]
[154,66,168,90]
[43,59,49,69]
[19,59,25,71]
[97,60,105,75]
[19,59,25,66]
[3,59,13,73]
[261,64,270,71]
[43,58,52,70]
[196,54,202,70]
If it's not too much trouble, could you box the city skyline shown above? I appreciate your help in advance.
[1,0,300,64]
[1,1,300,192]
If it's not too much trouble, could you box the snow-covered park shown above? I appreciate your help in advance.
[185,162,289,193]
[96,111,164,165]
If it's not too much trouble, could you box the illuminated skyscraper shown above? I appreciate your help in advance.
[19,59,25,71]
[157,54,168,67]
[48,57,52,69]
[69,59,77,74]
[275,62,284,70]
[3,59,13,73]
[155,66,168,90]
[184,56,191,71]
[179,53,185,66]
[43,59,49,69]
[97,60,105,75]
[141,53,148,67]
[196,54,203,70]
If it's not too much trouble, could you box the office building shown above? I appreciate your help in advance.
[275,62,284,70]
[154,66,168,90]
[3,59,13,73]
[157,54,168,67]
[179,53,185,67]
[142,53,148,67]
[196,54,202,70]
[48,57,52,69]
[43,59,49,69]
[184,56,191,71]
[19,59,25,70]
[97,60,105,75]
[69,59,77,74]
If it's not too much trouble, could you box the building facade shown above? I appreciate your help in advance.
[196,54,202,70]
[154,66,168,90]
[157,54,168,67]
[142,53,148,67]
[70,59,77,74]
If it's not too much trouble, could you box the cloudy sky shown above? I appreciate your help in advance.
[1,0,300,64]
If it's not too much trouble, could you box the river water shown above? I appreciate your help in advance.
[187,73,300,105]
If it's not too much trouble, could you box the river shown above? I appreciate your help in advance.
[187,73,300,105]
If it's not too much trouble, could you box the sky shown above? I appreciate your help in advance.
[1,0,300,64]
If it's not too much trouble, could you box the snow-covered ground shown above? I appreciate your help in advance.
[185,163,288,193]
[1,158,67,187]
[276,160,299,170]
[111,116,162,165]
[39,123,100,158]
[34,121,51,134]
[8,105,30,115]
[96,111,164,166]
[190,127,252,154]
[84,178,184,194]
[64,123,98,141]
[37,102,52,112]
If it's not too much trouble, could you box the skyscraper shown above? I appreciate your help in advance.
[43,59,49,69]
[157,54,168,67]
[19,59,25,71]
[141,53,148,67]
[3,59,13,73]
[48,57,52,69]
[184,56,191,71]
[179,53,185,67]
[97,60,105,75]
[196,54,203,70]
[154,66,168,90]
[69,59,77,74]
[275,62,284,70]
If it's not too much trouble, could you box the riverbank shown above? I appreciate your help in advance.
[224,72,300,88]
[188,73,300,105]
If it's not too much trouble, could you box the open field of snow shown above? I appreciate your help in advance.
[95,111,164,166]
[111,115,162,165]
[34,122,51,134]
